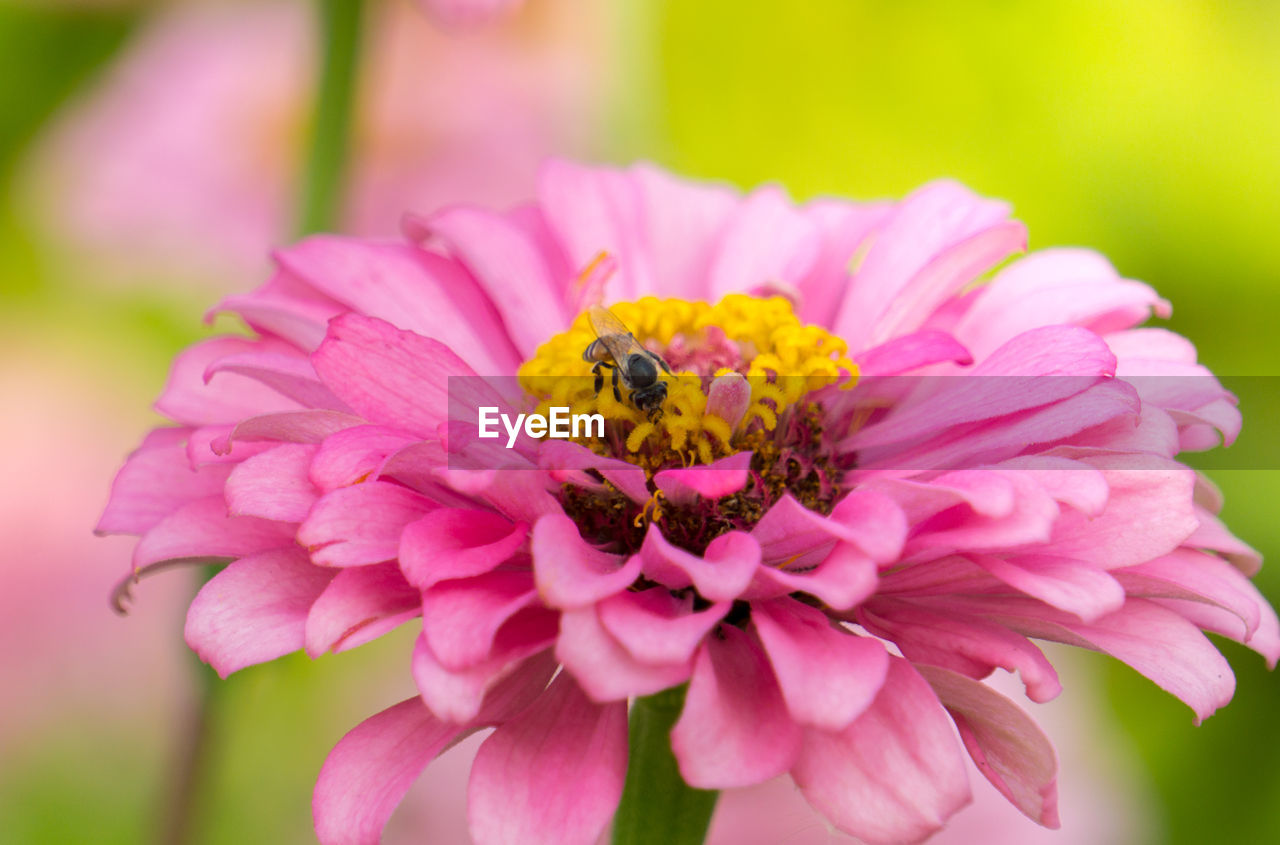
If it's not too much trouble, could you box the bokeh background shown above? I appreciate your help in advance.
[1,0,1277,843]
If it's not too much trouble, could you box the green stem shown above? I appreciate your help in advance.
[297,0,365,235]
[157,566,225,845]
[612,687,720,845]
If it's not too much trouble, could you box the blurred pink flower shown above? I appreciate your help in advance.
[25,0,609,287]
[418,0,525,28]
[100,160,1275,844]
[0,342,188,750]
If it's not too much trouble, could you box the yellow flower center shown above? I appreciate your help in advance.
[517,294,858,473]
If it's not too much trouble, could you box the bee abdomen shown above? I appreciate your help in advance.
[582,338,610,362]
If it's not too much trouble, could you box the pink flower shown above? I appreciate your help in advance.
[24,0,609,286]
[418,0,525,28]
[101,160,1275,845]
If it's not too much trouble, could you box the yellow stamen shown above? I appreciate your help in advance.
[517,295,858,471]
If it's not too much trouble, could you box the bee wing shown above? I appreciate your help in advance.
[588,306,645,363]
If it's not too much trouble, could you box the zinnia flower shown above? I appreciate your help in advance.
[100,160,1276,845]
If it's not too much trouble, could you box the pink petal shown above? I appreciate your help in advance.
[956,595,1236,723]
[796,198,891,325]
[792,657,972,845]
[400,509,527,589]
[848,326,1116,451]
[1115,548,1263,642]
[596,588,729,665]
[535,159,653,302]
[311,313,490,438]
[854,330,973,376]
[555,606,693,702]
[955,247,1167,361]
[860,598,1062,703]
[314,697,469,845]
[1047,457,1198,569]
[872,219,1028,344]
[419,206,569,358]
[917,664,1060,827]
[468,673,628,845]
[834,179,1010,347]
[632,162,739,298]
[653,451,753,505]
[97,435,232,535]
[752,599,890,731]
[309,425,418,492]
[185,546,334,677]
[297,481,436,567]
[531,513,640,609]
[538,439,651,504]
[213,267,341,352]
[745,540,878,611]
[304,562,421,657]
[706,185,819,300]
[670,625,801,788]
[412,620,559,724]
[275,235,520,374]
[222,410,363,448]
[156,336,300,426]
[225,443,319,522]
[421,570,537,669]
[206,347,352,411]
[314,656,555,845]
[133,496,296,569]
[640,526,760,601]
[971,553,1126,623]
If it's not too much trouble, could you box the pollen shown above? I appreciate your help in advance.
[517,294,858,473]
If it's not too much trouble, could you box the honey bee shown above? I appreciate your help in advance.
[582,305,673,417]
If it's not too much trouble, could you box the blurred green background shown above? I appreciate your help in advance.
[1,0,1276,843]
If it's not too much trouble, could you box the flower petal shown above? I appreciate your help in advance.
[400,509,527,589]
[134,496,296,569]
[671,625,801,788]
[641,526,760,601]
[422,570,538,669]
[304,562,421,657]
[596,588,729,665]
[297,481,436,567]
[225,443,319,522]
[752,599,890,731]
[532,513,640,609]
[653,450,753,505]
[468,673,627,845]
[792,657,972,845]
[186,546,334,677]
[275,235,520,374]
[916,664,1059,828]
[314,656,555,845]
[556,605,693,702]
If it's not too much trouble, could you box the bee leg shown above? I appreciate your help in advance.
[611,366,623,402]
[592,361,616,396]
[648,350,673,375]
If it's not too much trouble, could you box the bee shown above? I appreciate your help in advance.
[582,305,673,417]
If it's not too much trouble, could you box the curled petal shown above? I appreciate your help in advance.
[640,526,760,601]
[532,513,640,609]
[400,509,527,589]
[917,664,1059,828]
